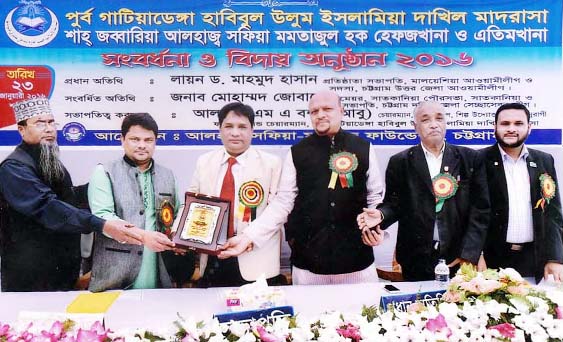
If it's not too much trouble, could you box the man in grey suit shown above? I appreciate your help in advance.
[87,113,194,291]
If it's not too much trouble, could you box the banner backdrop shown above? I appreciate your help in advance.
[0,0,561,147]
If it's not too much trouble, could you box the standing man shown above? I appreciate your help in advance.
[0,97,143,292]
[479,102,563,282]
[220,90,385,285]
[358,101,489,281]
[88,113,193,291]
[188,102,283,287]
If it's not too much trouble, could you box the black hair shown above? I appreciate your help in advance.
[218,102,255,128]
[121,113,158,137]
[495,103,530,123]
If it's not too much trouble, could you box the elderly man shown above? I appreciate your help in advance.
[0,97,143,292]
[479,103,563,283]
[219,90,385,285]
[358,101,489,281]
[88,113,194,291]
[188,102,283,287]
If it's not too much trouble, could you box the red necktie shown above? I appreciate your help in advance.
[220,157,236,237]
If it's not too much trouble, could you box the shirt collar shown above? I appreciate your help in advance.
[498,144,529,162]
[221,147,251,166]
[420,141,445,158]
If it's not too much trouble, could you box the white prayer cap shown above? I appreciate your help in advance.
[10,96,52,123]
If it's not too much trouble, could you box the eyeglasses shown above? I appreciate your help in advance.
[29,121,60,130]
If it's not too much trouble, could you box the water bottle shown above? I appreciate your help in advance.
[434,259,449,288]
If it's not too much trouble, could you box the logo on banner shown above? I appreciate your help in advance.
[62,122,86,142]
[5,1,59,47]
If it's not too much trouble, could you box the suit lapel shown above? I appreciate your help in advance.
[526,149,540,208]
[410,144,433,194]
[207,149,225,196]
[488,145,509,204]
[241,147,260,181]
[440,143,460,178]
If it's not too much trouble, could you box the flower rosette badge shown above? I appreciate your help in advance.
[238,180,264,222]
[328,151,358,189]
[432,173,458,212]
[158,200,174,237]
[535,172,556,212]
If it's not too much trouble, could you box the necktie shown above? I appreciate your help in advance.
[220,157,236,237]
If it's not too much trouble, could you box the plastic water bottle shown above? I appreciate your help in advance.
[434,259,449,288]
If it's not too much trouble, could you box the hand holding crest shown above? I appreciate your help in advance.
[217,234,253,259]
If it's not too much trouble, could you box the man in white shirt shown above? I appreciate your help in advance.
[479,102,563,282]
[219,90,385,285]
[188,102,284,287]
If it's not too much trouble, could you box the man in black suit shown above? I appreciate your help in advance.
[478,102,563,282]
[358,101,489,281]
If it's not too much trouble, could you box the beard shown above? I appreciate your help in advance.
[38,142,65,185]
[495,131,528,148]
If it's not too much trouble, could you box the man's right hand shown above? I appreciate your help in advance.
[217,234,253,259]
[102,220,143,245]
[357,208,383,230]
[142,230,175,252]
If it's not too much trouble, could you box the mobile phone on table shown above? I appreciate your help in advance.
[383,284,401,293]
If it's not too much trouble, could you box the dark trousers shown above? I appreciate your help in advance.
[1,248,80,292]
[198,255,286,288]
[486,242,535,278]
[401,243,460,281]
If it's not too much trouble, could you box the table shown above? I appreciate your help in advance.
[0,281,440,330]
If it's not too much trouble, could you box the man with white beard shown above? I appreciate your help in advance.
[0,96,144,292]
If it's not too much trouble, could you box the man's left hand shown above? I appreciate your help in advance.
[544,262,563,282]
[361,226,384,246]
[218,234,253,259]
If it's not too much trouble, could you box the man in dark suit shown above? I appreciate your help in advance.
[479,102,563,282]
[358,101,490,281]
